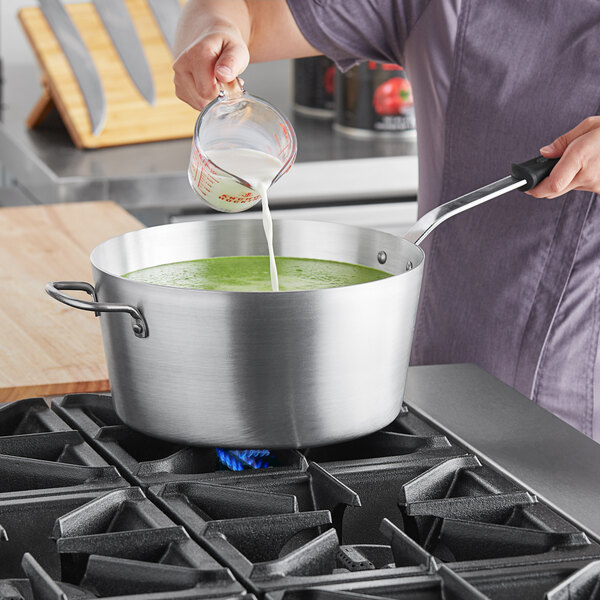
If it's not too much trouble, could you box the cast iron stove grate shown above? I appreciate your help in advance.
[51,395,462,485]
[51,394,308,485]
[265,559,600,600]
[0,399,127,500]
[2,386,600,599]
[396,455,599,568]
[0,552,253,600]
[147,457,600,594]
[0,487,245,599]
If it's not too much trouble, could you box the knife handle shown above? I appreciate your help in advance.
[510,156,559,191]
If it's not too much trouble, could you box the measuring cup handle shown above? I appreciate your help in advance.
[219,77,245,100]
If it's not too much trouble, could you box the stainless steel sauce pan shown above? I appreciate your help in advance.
[46,156,555,447]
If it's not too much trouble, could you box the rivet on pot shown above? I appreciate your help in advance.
[377,251,387,264]
[131,317,149,338]
[406,261,413,271]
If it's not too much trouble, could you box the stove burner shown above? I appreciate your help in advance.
[216,448,272,471]
[3,382,600,599]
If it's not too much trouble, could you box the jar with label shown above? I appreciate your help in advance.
[293,56,336,119]
[334,61,416,138]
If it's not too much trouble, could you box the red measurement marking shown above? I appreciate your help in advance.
[192,158,219,192]
[218,192,260,204]
[277,143,290,160]
[191,146,202,182]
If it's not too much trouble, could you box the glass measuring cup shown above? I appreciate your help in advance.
[188,79,297,213]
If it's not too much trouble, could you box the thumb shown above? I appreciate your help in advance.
[214,39,249,83]
[540,135,569,158]
[540,118,599,158]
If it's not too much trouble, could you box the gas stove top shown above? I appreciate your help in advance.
[1,364,599,599]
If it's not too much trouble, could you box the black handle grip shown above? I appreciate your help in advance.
[510,156,559,191]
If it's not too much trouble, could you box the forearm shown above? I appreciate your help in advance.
[175,0,318,63]
[245,1,321,62]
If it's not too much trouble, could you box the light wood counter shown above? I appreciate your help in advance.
[0,201,143,401]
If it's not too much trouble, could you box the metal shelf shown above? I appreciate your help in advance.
[0,60,418,210]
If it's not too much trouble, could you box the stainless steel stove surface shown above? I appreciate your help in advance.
[1,364,599,599]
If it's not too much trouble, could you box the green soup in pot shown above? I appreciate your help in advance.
[123,256,392,292]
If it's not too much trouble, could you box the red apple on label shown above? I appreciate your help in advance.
[372,77,413,116]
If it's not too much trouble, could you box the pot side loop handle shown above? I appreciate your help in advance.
[403,155,558,247]
[45,281,148,339]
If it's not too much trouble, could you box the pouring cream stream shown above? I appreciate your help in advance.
[206,148,283,291]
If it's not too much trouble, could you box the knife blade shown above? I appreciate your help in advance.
[39,0,106,136]
[92,0,156,106]
[146,0,182,53]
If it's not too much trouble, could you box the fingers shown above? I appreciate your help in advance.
[173,32,249,110]
[527,122,600,198]
[215,39,250,83]
[526,147,582,198]
[539,116,600,158]
[173,43,219,110]
[174,69,206,111]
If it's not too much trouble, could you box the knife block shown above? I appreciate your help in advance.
[18,0,197,149]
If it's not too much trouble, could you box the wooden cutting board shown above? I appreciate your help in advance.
[19,0,197,149]
[0,201,144,401]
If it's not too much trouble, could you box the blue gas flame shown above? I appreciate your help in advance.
[216,448,272,471]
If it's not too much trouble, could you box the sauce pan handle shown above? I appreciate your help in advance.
[403,155,558,247]
[45,281,148,338]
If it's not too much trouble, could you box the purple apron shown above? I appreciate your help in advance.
[287,0,600,440]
